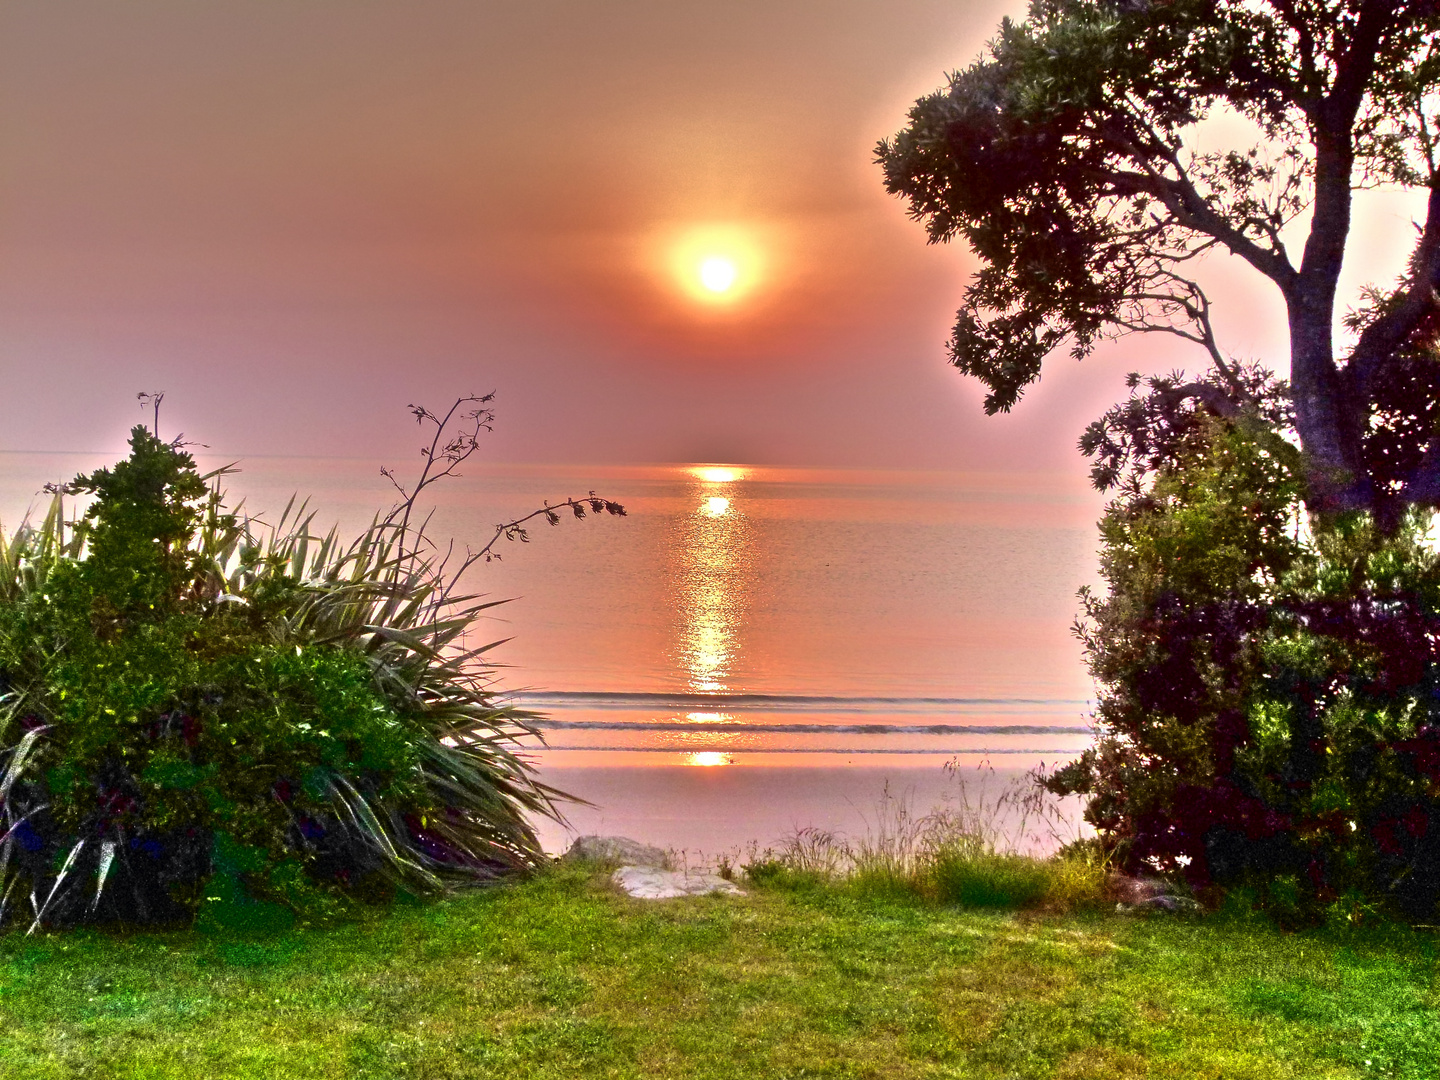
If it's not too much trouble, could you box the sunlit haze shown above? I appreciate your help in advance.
[0,0,1181,473]
[666,222,767,309]
[0,1,1423,470]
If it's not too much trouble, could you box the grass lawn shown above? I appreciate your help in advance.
[0,865,1436,1079]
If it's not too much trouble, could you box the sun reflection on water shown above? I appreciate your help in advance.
[684,711,736,724]
[671,469,753,696]
[692,466,744,483]
[684,751,734,767]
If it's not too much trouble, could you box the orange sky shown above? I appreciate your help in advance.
[0,1,1422,474]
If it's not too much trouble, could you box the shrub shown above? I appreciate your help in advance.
[0,401,622,931]
[1051,371,1440,922]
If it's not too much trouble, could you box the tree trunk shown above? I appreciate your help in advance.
[1288,122,1371,513]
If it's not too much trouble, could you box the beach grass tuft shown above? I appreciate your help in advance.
[745,765,1113,913]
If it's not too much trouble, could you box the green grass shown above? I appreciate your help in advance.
[928,847,1056,909]
[1,866,1436,1079]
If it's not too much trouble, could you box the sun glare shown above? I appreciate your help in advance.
[704,496,731,517]
[685,752,732,767]
[666,224,764,306]
[694,466,741,483]
[699,257,736,293]
[684,711,735,724]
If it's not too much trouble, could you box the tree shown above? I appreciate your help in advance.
[878,2,1440,918]
[877,0,1440,525]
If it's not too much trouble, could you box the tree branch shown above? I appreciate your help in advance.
[1114,275,1254,403]
[1100,118,1301,293]
[1264,0,1321,102]
[1154,381,1245,420]
[1329,0,1403,122]
[1347,179,1440,400]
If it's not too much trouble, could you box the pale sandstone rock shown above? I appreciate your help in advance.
[563,835,670,869]
[1122,895,1200,914]
[612,866,745,899]
[1108,871,1197,914]
[1107,872,1173,905]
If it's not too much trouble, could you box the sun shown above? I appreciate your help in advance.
[698,256,737,293]
[665,224,764,306]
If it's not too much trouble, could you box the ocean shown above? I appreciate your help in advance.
[0,453,1105,857]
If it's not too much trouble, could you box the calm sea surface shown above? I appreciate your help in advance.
[0,453,1105,855]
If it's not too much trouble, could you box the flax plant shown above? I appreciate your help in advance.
[0,396,623,931]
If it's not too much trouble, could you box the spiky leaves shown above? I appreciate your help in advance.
[0,405,621,928]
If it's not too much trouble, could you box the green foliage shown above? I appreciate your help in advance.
[878,0,1440,521]
[63,426,211,620]
[1055,390,1440,922]
[0,415,599,931]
